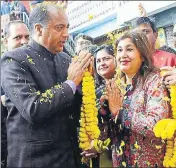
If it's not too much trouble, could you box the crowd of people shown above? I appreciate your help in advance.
[1,2,176,168]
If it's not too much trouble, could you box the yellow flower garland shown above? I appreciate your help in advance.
[153,71,176,167]
[79,70,111,163]
[79,70,100,163]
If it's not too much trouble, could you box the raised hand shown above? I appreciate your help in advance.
[160,66,176,87]
[105,79,122,116]
[138,3,147,17]
[67,51,93,86]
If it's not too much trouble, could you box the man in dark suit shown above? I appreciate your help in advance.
[1,20,30,168]
[1,4,92,168]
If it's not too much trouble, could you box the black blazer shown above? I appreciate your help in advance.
[1,40,82,168]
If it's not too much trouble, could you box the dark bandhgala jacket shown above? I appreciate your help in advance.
[1,40,82,168]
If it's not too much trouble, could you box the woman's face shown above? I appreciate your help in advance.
[96,49,116,79]
[116,38,143,77]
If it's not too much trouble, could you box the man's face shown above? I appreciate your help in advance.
[40,10,69,54]
[4,23,30,51]
[75,37,91,55]
[136,23,157,50]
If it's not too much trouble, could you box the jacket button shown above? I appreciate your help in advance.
[69,115,73,119]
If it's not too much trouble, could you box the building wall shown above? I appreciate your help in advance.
[154,7,176,28]
[67,1,118,36]
[154,7,176,47]
[164,25,174,47]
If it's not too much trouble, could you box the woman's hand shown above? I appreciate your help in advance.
[100,79,122,116]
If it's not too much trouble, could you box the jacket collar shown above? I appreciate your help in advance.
[28,39,56,61]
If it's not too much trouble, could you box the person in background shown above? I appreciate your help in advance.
[137,3,176,55]
[1,20,30,168]
[133,17,176,68]
[1,4,92,168]
[2,20,30,105]
[134,15,176,92]
[93,44,117,168]
[3,20,30,51]
[75,33,94,55]
[94,45,117,88]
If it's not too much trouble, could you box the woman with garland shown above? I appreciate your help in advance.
[104,30,171,167]
[84,30,171,167]
[93,44,117,167]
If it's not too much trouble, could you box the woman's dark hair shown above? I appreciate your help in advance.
[115,30,155,81]
[94,44,116,87]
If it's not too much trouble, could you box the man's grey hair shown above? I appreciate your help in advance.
[28,4,61,34]
[74,33,94,44]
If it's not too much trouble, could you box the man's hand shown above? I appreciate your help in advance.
[138,3,147,17]
[67,51,93,86]
[81,148,98,159]
[160,66,176,87]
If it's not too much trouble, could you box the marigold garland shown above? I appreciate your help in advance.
[79,70,100,163]
[115,67,127,96]
[153,71,176,167]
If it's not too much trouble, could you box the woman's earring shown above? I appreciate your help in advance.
[143,64,148,69]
